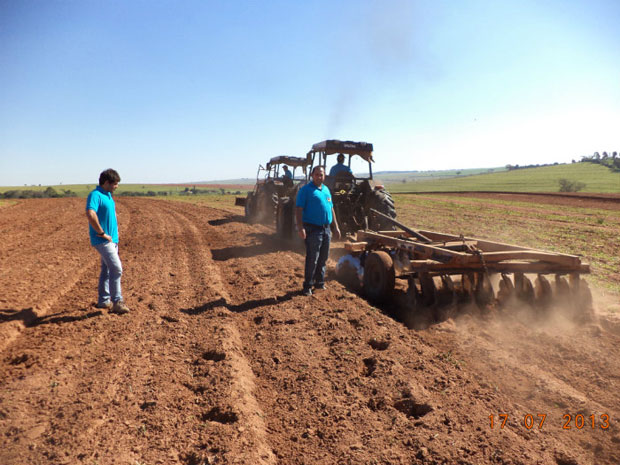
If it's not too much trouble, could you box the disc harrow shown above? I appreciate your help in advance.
[336,209,592,324]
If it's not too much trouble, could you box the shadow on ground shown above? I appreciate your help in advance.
[208,215,245,226]
[0,308,38,326]
[211,233,303,261]
[180,290,299,315]
[29,310,104,327]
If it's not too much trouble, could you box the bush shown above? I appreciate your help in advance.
[558,178,586,192]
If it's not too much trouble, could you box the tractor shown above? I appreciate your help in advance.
[236,155,310,225]
[276,139,397,239]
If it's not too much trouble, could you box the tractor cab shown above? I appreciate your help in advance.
[305,140,396,234]
[239,155,310,224]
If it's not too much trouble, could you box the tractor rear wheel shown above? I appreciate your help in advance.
[245,192,256,223]
[366,188,396,230]
[363,251,395,303]
[276,199,294,239]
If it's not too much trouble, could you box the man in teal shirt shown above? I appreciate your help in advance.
[295,166,341,296]
[86,169,130,314]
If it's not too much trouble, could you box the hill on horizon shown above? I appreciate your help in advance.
[386,162,620,193]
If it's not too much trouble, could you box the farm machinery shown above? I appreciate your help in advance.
[337,209,593,324]
[275,139,398,239]
[236,155,310,225]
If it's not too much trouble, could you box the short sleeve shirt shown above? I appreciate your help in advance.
[296,182,333,226]
[329,163,352,177]
[86,186,119,245]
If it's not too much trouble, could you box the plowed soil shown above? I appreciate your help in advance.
[1,197,619,465]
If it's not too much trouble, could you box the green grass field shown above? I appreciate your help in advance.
[373,167,505,183]
[0,183,247,197]
[387,162,620,193]
[3,162,619,198]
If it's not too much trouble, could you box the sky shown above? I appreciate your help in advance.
[1,0,619,185]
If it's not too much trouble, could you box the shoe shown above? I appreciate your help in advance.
[301,288,313,296]
[111,301,130,314]
[314,283,326,290]
[96,301,113,309]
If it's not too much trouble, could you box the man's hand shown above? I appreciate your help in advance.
[333,226,341,241]
[298,227,306,240]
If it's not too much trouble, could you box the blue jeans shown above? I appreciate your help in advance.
[94,242,123,304]
[303,223,331,290]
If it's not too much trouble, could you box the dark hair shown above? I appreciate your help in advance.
[99,168,121,186]
[337,153,345,163]
[311,165,325,175]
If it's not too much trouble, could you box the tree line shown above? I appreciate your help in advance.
[581,151,620,171]
[0,187,77,199]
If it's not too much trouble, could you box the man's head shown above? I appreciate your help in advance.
[337,153,345,164]
[283,165,289,171]
[99,168,121,192]
[311,166,325,187]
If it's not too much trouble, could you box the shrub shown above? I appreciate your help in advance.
[558,178,586,192]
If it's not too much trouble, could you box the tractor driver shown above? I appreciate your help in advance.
[328,153,352,177]
[282,165,293,180]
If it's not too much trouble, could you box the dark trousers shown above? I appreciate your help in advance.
[303,223,331,290]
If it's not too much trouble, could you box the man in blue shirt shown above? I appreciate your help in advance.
[282,165,293,180]
[85,168,130,314]
[295,166,341,296]
[328,153,353,177]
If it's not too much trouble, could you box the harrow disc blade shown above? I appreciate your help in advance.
[569,274,594,320]
[435,275,457,321]
[534,274,553,310]
[555,275,570,296]
[515,272,535,305]
[419,273,437,308]
[474,272,495,309]
[459,272,476,304]
[399,276,425,329]
[437,275,456,307]
[497,273,515,308]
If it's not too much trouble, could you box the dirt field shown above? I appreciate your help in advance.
[1,197,619,465]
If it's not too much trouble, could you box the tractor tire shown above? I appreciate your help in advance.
[363,251,395,303]
[365,188,396,231]
[256,183,277,224]
[276,198,294,239]
[245,192,256,223]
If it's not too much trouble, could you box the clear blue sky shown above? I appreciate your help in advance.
[1,0,619,185]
